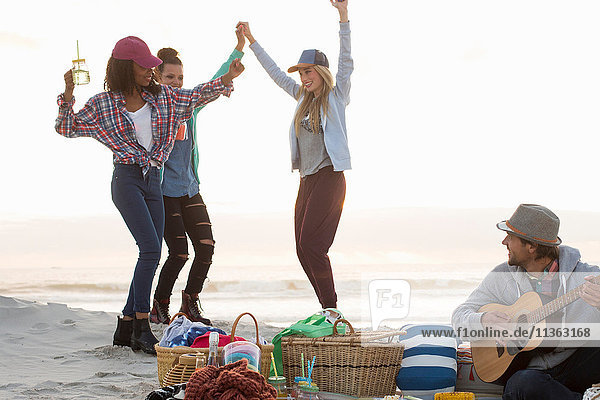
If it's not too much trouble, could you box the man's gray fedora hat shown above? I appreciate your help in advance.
[497,204,562,246]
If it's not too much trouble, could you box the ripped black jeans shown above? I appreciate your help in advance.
[154,193,214,299]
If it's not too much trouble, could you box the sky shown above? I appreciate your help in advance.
[1,0,600,221]
[2,1,600,224]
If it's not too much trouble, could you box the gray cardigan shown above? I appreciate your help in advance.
[452,245,600,370]
[249,22,353,172]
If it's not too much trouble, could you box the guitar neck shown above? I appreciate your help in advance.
[530,275,600,324]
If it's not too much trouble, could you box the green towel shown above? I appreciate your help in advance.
[270,311,346,377]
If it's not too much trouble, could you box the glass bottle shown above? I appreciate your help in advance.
[267,376,288,399]
[72,59,90,85]
[296,385,321,400]
[291,377,309,399]
[206,331,220,367]
[72,41,90,85]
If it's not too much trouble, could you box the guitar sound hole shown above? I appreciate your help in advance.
[517,314,527,324]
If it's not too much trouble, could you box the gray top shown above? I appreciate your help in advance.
[249,22,353,172]
[451,245,600,370]
[297,114,332,177]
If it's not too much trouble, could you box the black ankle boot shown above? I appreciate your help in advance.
[112,316,133,347]
[130,317,159,355]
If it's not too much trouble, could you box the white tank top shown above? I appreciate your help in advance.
[127,102,153,153]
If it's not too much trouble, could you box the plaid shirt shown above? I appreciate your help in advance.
[55,77,232,174]
[527,259,560,296]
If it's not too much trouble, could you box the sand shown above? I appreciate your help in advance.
[0,296,283,399]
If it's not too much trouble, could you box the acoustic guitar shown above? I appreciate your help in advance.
[471,275,600,383]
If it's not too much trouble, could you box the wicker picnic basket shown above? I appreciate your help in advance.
[155,312,274,386]
[281,319,404,397]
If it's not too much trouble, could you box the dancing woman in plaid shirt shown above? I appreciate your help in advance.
[55,36,244,354]
[237,0,352,311]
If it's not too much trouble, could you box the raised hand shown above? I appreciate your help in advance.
[330,0,348,22]
[235,25,245,52]
[236,21,255,44]
[63,69,75,102]
[229,58,245,78]
[221,58,245,87]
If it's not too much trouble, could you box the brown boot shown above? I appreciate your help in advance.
[179,290,212,325]
[150,298,171,325]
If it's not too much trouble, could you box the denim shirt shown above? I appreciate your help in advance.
[161,120,199,198]
[160,48,244,198]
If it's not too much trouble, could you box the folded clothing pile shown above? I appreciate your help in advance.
[184,359,276,400]
[159,315,227,347]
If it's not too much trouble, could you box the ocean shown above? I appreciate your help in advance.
[0,261,487,330]
[5,207,600,332]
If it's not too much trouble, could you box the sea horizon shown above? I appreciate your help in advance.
[4,206,600,328]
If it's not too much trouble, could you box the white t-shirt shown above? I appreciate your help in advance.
[127,102,153,152]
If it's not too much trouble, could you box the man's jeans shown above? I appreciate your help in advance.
[503,347,600,400]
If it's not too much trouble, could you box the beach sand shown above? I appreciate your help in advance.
[0,296,282,399]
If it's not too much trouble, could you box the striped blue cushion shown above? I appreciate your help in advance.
[396,324,458,400]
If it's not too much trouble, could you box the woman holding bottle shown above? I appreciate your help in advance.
[55,36,244,353]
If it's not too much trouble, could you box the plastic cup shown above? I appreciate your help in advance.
[223,341,261,371]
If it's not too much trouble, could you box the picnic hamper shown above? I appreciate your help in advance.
[155,312,274,386]
[281,319,404,397]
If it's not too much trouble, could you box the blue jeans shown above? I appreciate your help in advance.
[111,164,164,316]
[503,347,600,400]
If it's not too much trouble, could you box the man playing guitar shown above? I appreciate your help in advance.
[452,204,600,400]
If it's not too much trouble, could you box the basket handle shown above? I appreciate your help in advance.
[332,318,354,336]
[230,312,260,345]
[169,311,189,324]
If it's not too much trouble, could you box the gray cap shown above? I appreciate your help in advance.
[497,204,561,246]
[288,49,329,73]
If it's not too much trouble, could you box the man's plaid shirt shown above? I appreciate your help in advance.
[55,77,232,173]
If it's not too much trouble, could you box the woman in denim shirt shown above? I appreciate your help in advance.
[150,30,245,325]
[237,0,352,311]
[55,36,244,353]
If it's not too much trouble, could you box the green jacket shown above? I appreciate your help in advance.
[188,48,244,182]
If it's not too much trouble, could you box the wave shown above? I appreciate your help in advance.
[1,278,480,296]
[2,283,127,293]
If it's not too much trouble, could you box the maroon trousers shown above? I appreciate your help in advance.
[294,166,346,309]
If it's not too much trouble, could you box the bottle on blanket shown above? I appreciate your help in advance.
[207,331,220,367]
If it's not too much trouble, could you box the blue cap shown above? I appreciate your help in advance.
[287,49,329,73]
